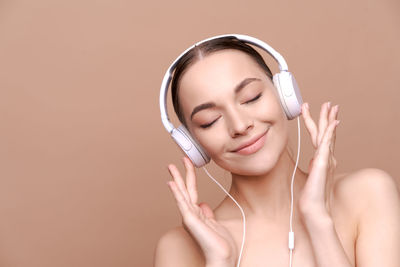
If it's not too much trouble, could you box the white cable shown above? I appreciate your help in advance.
[202,116,301,267]
[202,167,246,267]
[290,249,293,267]
[289,116,301,267]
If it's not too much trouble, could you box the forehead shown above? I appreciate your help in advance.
[178,49,267,105]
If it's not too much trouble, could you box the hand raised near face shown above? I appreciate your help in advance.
[166,157,237,267]
[299,102,340,217]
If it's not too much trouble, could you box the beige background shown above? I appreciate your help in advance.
[0,0,399,266]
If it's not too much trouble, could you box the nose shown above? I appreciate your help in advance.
[226,106,254,138]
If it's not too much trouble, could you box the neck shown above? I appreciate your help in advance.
[227,148,307,222]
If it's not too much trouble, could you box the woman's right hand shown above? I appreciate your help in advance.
[166,157,237,267]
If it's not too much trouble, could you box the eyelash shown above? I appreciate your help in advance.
[199,93,262,129]
[200,117,219,129]
[244,93,262,104]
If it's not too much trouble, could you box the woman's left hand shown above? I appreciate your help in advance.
[299,101,340,218]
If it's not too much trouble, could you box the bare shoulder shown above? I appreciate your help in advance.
[154,226,204,267]
[333,168,399,201]
[333,168,400,266]
[332,168,400,220]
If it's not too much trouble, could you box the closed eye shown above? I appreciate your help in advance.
[200,117,220,129]
[244,93,262,104]
[199,93,261,128]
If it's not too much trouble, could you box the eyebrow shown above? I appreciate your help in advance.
[190,77,261,120]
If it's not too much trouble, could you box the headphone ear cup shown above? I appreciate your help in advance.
[171,125,210,167]
[273,71,303,120]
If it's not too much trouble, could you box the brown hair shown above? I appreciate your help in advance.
[171,36,273,126]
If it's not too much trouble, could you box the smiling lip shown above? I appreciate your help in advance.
[231,129,269,155]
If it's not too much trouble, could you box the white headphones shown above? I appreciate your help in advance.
[160,34,303,167]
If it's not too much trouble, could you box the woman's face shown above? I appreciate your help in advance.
[178,49,289,176]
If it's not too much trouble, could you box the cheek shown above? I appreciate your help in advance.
[252,93,287,127]
[193,128,227,159]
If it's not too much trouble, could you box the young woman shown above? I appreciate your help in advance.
[154,36,400,267]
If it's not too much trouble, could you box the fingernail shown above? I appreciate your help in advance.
[336,120,340,126]
[327,102,331,108]
[305,103,309,109]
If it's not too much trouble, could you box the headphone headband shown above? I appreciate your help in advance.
[159,34,302,167]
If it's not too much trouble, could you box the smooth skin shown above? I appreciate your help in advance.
[154,50,400,267]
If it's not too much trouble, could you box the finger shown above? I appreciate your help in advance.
[168,164,191,203]
[306,119,339,203]
[328,104,338,125]
[301,103,318,148]
[183,157,198,204]
[316,119,340,164]
[318,102,331,145]
[309,120,339,192]
[329,105,339,154]
[167,181,190,215]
